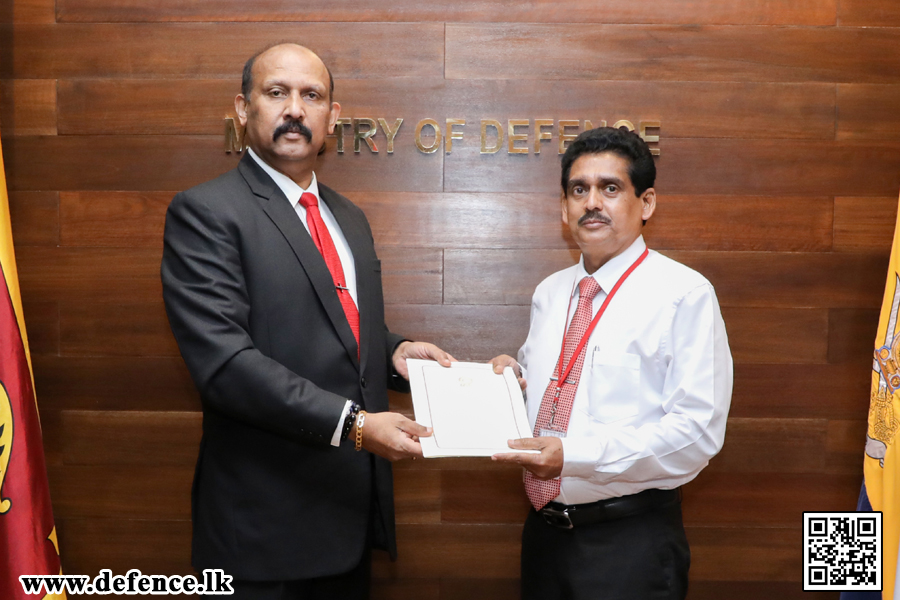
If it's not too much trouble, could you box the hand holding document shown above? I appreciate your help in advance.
[407,359,536,457]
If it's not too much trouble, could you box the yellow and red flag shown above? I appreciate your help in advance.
[864,191,900,600]
[0,135,65,598]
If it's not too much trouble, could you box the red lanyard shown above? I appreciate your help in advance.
[553,247,649,394]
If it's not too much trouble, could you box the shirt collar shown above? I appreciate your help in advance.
[573,236,647,298]
[247,147,319,208]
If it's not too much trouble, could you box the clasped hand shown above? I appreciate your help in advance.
[488,354,563,480]
[359,341,455,461]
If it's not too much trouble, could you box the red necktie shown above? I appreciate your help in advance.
[299,192,360,351]
[526,276,601,510]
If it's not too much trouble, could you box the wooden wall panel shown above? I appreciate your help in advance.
[444,138,900,196]
[393,469,441,525]
[834,196,898,251]
[59,301,178,357]
[732,363,870,420]
[687,527,800,581]
[59,191,171,247]
[4,0,893,595]
[721,307,829,365]
[17,247,163,303]
[48,190,840,254]
[48,465,193,519]
[372,524,521,579]
[8,191,59,246]
[32,356,200,412]
[827,309,880,366]
[57,519,193,576]
[826,420,869,475]
[8,0,55,24]
[647,196,834,252]
[56,0,838,25]
[358,193,570,250]
[59,411,201,466]
[682,472,860,526]
[707,418,828,474]
[384,305,530,361]
[837,84,900,140]
[441,469,531,524]
[379,248,443,305]
[0,79,56,135]
[840,0,900,27]
[3,136,444,193]
[15,244,439,306]
[4,23,445,79]
[58,79,836,140]
[446,24,900,83]
[443,250,887,309]
[23,301,59,355]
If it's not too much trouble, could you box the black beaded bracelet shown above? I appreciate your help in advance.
[341,402,361,442]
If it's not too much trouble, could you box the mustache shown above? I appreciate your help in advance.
[273,120,313,143]
[578,209,611,226]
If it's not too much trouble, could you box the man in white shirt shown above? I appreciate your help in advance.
[491,127,733,600]
[161,43,452,599]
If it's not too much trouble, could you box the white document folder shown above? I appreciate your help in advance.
[407,359,534,457]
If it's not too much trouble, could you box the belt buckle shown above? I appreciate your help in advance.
[541,506,574,530]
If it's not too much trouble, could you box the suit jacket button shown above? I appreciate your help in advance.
[360,377,367,388]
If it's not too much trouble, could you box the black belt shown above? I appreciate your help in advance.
[539,488,680,530]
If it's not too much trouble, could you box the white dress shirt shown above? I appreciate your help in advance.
[518,236,733,504]
[248,149,356,446]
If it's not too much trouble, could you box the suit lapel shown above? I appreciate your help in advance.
[320,185,375,375]
[238,155,360,370]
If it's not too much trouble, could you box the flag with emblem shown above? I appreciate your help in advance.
[844,192,900,600]
[0,135,66,599]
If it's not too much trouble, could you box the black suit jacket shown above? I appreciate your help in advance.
[161,154,407,581]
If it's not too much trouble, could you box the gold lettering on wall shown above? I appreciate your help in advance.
[414,119,442,154]
[534,119,553,154]
[224,117,246,153]
[640,121,661,156]
[354,118,378,153]
[507,119,529,154]
[378,118,403,154]
[558,120,580,155]
[445,119,465,153]
[480,119,503,154]
[335,118,352,154]
[225,116,663,156]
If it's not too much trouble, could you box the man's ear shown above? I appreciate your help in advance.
[560,192,569,226]
[235,94,249,128]
[640,188,657,222]
[327,101,342,134]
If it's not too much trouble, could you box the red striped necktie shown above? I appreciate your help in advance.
[525,276,601,509]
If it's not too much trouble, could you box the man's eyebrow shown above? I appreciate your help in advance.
[599,175,626,187]
[567,174,626,188]
[261,79,326,92]
[567,176,588,188]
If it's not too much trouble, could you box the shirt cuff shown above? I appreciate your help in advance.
[330,400,353,447]
[559,435,603,479]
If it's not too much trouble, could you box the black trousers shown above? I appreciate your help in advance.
[521,498,690,600]
[226,547,372,600]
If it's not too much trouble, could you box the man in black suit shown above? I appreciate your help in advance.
[161,42,453,599]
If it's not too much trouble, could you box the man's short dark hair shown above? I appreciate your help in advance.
[241,42,335,101]
[560,126,656,196]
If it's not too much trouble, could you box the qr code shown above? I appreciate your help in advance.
[804,511,882,591]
